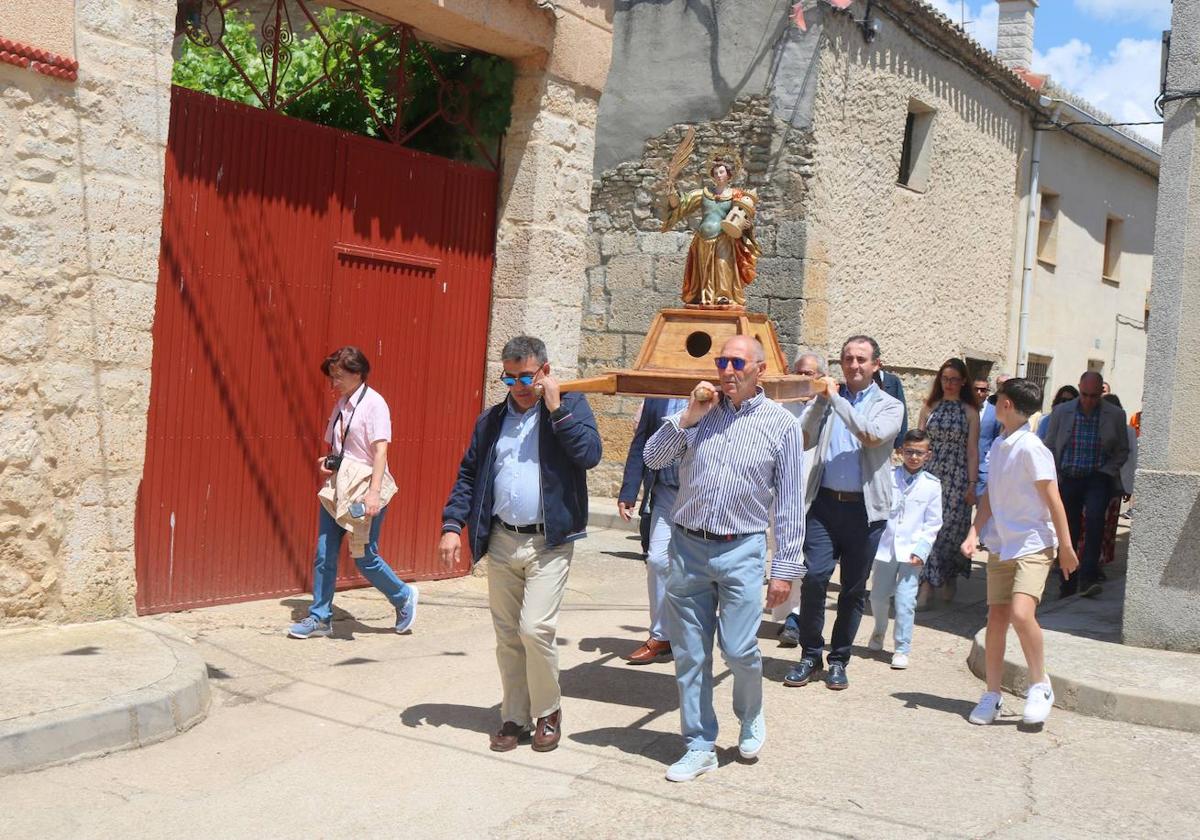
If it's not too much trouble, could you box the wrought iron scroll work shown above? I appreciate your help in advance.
[174,0,498,169]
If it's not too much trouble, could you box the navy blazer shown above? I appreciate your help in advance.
[441,392,602,561]
[618,398,675,508]
[880,370,909,450]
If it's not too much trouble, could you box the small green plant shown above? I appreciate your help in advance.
[172,6,513,163]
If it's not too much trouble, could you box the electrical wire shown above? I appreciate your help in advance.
[1155,89,1200,117]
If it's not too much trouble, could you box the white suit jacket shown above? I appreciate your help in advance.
[874,466,943,564]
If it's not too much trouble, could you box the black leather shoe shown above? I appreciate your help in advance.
[783,658,819,686]
[777,623,800,648]
[826,662,849,690]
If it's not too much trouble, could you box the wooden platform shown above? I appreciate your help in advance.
[563,308,813,402]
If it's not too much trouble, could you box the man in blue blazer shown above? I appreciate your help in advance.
[619,396,687,664]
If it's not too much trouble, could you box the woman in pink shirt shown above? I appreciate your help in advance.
[288,346,417,638]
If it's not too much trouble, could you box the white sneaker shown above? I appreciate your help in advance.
[867,632,885,652]
[737,711,766,759]
[1023,681,1055,724]
[969,691,1003,725]
[890,651,909,669]
[665,749,718,782]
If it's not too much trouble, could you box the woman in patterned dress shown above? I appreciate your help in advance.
[917,359,980,608]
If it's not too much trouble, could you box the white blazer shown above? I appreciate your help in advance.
[874,466,943,564]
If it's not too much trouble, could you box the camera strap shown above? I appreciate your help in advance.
[333,383,369,455]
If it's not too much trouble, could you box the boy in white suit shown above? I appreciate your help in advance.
[868,430,943,669]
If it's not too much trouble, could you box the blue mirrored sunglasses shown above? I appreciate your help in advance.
[715,356,752,371]
[499,373,537,387]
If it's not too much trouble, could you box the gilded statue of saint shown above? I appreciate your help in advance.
[660,144,761,307]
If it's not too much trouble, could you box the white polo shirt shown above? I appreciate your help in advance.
[982,427,1059,561]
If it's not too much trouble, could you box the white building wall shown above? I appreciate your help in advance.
[1025,131,1156,413]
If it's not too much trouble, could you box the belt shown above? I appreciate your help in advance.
[494,517,544,535]
[679,525,758,542]
[820,487,864,503]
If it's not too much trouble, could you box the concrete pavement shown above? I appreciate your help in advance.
[0,619,209,775]
[2,526,1199,839]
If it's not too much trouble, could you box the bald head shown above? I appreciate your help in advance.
[723,334,765,362]
[1079,371,1103,389]
[1078,371,1105,415]
[716,335,766,406]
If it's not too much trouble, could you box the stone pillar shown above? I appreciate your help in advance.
[996,1,1037,70]
[1123,0,1200,651]
[485,61,597,403]
[0,0,176,621]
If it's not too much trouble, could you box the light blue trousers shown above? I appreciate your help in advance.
[869,560,921,654]
[666,527,766,752]
[645,485,678,642]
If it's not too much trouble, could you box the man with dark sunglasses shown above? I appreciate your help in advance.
[439,335,601,755]
[643,335,806,782]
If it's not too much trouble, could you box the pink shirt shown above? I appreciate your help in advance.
[324,386,392,467]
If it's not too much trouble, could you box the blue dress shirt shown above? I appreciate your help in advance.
[821,385,872,492]
[492,400,543,526]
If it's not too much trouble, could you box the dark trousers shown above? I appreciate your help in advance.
[1059,472,1114,593]
[796,490,886,666]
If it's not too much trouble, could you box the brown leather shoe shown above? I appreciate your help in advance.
[489,721,531,752]
[531,709,562,752]
[626,638,672,665]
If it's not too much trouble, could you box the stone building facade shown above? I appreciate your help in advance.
[582,0,1158,496]
[0,0,176,621]
[0,0,612,623]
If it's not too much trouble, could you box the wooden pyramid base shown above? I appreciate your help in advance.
[563,308,813,402]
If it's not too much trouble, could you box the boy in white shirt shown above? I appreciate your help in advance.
[868,429,943,669]
[961,378,1079,726]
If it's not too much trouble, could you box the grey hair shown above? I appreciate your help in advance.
[994,371,1013,385]
[501,335,548,366]
[793,350,826,375]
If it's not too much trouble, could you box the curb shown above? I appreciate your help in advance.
[588,496,638,533]
[0,621,211,775]
[967,628,1200,733]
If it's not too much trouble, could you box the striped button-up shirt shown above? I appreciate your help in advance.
[643,389,807,580]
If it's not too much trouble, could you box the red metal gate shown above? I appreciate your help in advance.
[135,86,495,614]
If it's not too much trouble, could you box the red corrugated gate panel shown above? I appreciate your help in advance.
[135,87,494,614]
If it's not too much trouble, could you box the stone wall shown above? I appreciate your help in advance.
[582,96,816,495]
[0,0,175,622]
[485,66,600,405]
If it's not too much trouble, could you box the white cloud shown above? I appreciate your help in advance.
[1075,0,1172,28]
[1033,37,1163,144]
[921,1,999,52]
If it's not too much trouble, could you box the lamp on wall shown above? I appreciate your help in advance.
[825,0,881,43]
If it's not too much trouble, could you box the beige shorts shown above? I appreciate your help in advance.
[986,548,1055,606]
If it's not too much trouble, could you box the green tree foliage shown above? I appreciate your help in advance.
[172,6,513,163]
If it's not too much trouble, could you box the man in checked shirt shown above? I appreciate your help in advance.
[643,334,806,783]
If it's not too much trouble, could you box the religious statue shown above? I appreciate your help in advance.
[659,134,761,308]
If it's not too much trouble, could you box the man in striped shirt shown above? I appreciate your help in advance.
[644,335,806,783]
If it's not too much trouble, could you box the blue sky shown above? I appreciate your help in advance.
[924,0,1169,143]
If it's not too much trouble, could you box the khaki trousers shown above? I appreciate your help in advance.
[486,526,573,725]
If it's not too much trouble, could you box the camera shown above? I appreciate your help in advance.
[323,454,343,472]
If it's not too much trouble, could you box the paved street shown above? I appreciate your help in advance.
[3,526,1198,840]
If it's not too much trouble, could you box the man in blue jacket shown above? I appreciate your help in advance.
[439,336,601,755]
[618,397,687,664]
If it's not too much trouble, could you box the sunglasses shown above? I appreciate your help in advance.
[499,373,538,387]
[974,386,989,393]
[715,356,756,371]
